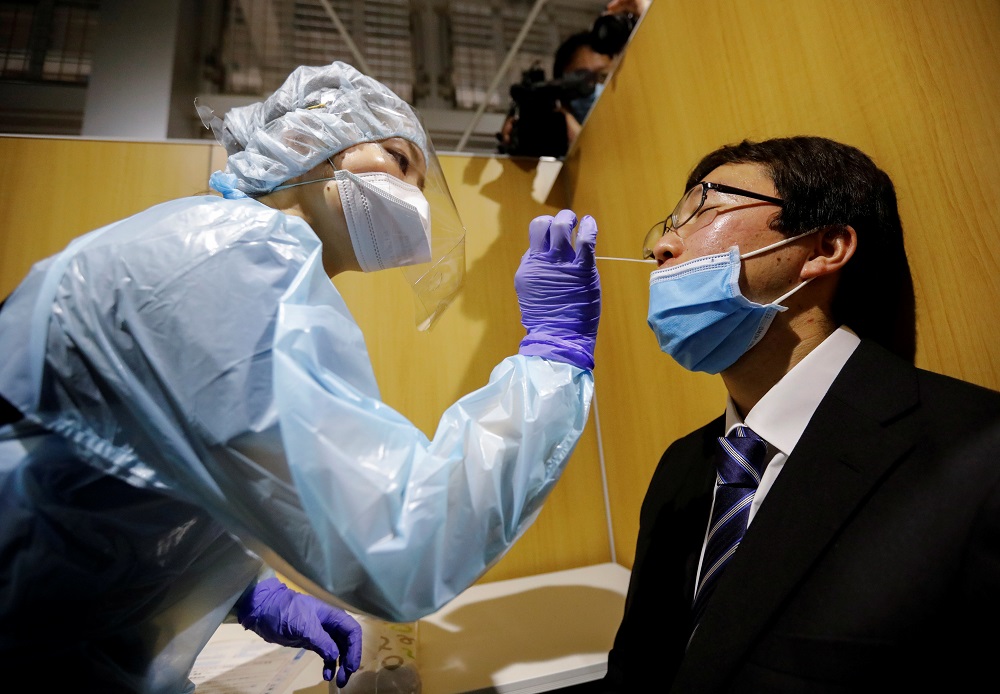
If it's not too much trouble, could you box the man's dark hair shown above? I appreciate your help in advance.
[687,136,916,363]
[553,31,595,79]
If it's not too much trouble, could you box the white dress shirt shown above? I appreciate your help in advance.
[694,327,861,597]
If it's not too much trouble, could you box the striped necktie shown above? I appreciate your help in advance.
[692,424,768,627]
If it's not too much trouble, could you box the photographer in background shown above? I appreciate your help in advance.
[498,0,650,157]
[553,30,615,149]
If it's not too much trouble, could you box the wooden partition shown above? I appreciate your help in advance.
[0,136,611,583]
[561,0,1000,567]
[0,137,218,299]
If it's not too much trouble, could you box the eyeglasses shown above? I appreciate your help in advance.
[641,181,784,259]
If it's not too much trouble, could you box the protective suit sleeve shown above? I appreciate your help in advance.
[271,247,594,621]
[0,196,594,624]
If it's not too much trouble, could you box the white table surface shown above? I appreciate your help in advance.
[192,562,630,694]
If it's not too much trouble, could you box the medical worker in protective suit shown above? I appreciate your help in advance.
[0,62,601,693]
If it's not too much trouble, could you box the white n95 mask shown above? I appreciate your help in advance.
[335,170,432,273]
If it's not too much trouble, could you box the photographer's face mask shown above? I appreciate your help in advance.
[275,161,432,273]
[568,81,605,125]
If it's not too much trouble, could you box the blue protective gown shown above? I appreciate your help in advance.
[0,196,593,693]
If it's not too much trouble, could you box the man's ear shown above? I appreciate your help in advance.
[801,225,857,280]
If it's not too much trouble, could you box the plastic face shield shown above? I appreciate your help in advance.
[403,133,466,330]
[198,61,466,330]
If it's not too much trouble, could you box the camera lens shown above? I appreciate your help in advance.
[590,13,637,56]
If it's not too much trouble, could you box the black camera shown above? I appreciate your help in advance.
[498,63,598,157]
[590,12,638,56]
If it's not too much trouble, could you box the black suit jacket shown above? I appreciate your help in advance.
[570,339,1000,693]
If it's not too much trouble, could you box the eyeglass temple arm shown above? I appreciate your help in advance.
[705,181,784,206]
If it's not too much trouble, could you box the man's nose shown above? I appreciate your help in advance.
[653,230,684,265]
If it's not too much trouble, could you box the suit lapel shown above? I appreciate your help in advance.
[636,416,722,662]
[675,341,921,691]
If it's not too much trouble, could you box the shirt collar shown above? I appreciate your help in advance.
[725,327,861,454]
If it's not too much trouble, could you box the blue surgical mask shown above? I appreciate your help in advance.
[646,232,816,374]
[568,82,604,124]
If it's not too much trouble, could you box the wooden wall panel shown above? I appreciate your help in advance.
[0,137,611,583]
[0,136,215,299]
[563,0,1000,567]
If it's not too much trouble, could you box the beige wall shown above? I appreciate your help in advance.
[0,137,217,299]
[0,137,611,584]
[563,0,1000,568]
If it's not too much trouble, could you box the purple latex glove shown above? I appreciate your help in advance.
[236,577,362,687]
[515,209,601,370]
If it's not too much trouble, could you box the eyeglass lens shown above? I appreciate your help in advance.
[642,220,665,259]
[672,183,707,229]
[641,183,705,258]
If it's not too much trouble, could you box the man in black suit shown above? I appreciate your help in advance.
[563,136,1000,692]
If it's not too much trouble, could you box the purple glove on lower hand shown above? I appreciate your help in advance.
[515,209,601,370]
[236,577,362,687]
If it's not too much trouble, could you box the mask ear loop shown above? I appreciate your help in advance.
[741,227,824,305]
[771,276,814,305]
[740,227,821,260]
[270,157,341,192]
